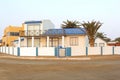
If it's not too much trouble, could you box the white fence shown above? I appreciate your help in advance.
[0,46,55,56]
[0,46,120,56]
[38,47,55,56]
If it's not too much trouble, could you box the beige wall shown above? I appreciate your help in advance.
[64,35,86,56]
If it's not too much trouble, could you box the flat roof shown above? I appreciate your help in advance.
[24,21,42,24]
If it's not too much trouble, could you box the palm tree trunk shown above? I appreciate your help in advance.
[89,38,95,47]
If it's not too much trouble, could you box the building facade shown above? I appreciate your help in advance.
[18,20,55,47]
[2,25,24,46]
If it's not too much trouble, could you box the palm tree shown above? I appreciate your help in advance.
[61,20,80,28]
[81,20,102,47]
[96,32,111,42]
[114,37,120,42]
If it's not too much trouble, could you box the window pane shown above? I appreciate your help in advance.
[70,37,78,46]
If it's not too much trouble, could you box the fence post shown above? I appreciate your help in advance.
[112,47,114,55]
[86,47,88,56]
[17,47,20,56]
[101,47,103,56]
[36,47,38,56]
[65,47,71,57]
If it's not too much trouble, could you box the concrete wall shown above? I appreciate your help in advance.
[20,47,36,56]
[115,47,120,55]
[38,47,55,56]
[0,46,120,56]
[88,47,101,55]
[103,47,113,55]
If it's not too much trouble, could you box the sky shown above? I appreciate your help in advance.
[0,0,120,40]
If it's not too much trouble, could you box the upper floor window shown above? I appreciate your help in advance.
[7,32,19,36]
[27,24,40,30]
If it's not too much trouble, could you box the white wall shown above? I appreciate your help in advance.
[38,47,55,56]
[103,47,113,55]
[20,47,36,56]
[114,47,120,55]
[88,47,101,55]
[42,20,55,31]
[14,47,18,56]
[9,47,13,55]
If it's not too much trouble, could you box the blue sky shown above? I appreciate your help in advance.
[0,0,120,39]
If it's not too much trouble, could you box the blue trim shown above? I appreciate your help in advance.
[24,21,42,24]
[101,47,103,56]
[36,47,38,56]
[55,47,59,57]
[86,47,88,56]
[66,47,71,56]
[112,47,114,55]
[17,47,20,56]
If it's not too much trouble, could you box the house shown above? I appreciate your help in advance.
[18,20,55,47]
[2,25,24,46]
[94,37,107,47]
[18,26,87,56]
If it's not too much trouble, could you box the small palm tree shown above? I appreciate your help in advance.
[81,20,102,47]
[96,32,111,42]
[61,20,80,28]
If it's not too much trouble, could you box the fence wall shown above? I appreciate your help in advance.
[20,47,36,56]
[38,47,55,56]
[0,46,120,56]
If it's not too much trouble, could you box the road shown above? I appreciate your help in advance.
[0,53,120,80]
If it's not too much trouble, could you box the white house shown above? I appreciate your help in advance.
[19,20,55,47]
[94,37,107,47]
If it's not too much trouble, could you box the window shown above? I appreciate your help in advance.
[7,32,19,36]
[99,43,105,47]
[49,38,61,47]
[70,37,78,46]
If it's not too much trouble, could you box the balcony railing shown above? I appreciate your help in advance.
[19,30,45,37]
[19,29,65,37]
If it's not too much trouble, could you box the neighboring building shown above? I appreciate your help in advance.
[94,37,107,47]
[2,25,24,46]
[107,41,120,46]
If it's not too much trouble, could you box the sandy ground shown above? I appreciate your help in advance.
[0,53,120,80]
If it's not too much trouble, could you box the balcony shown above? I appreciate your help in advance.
[19,30,45,37]
[19,29,65,37]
